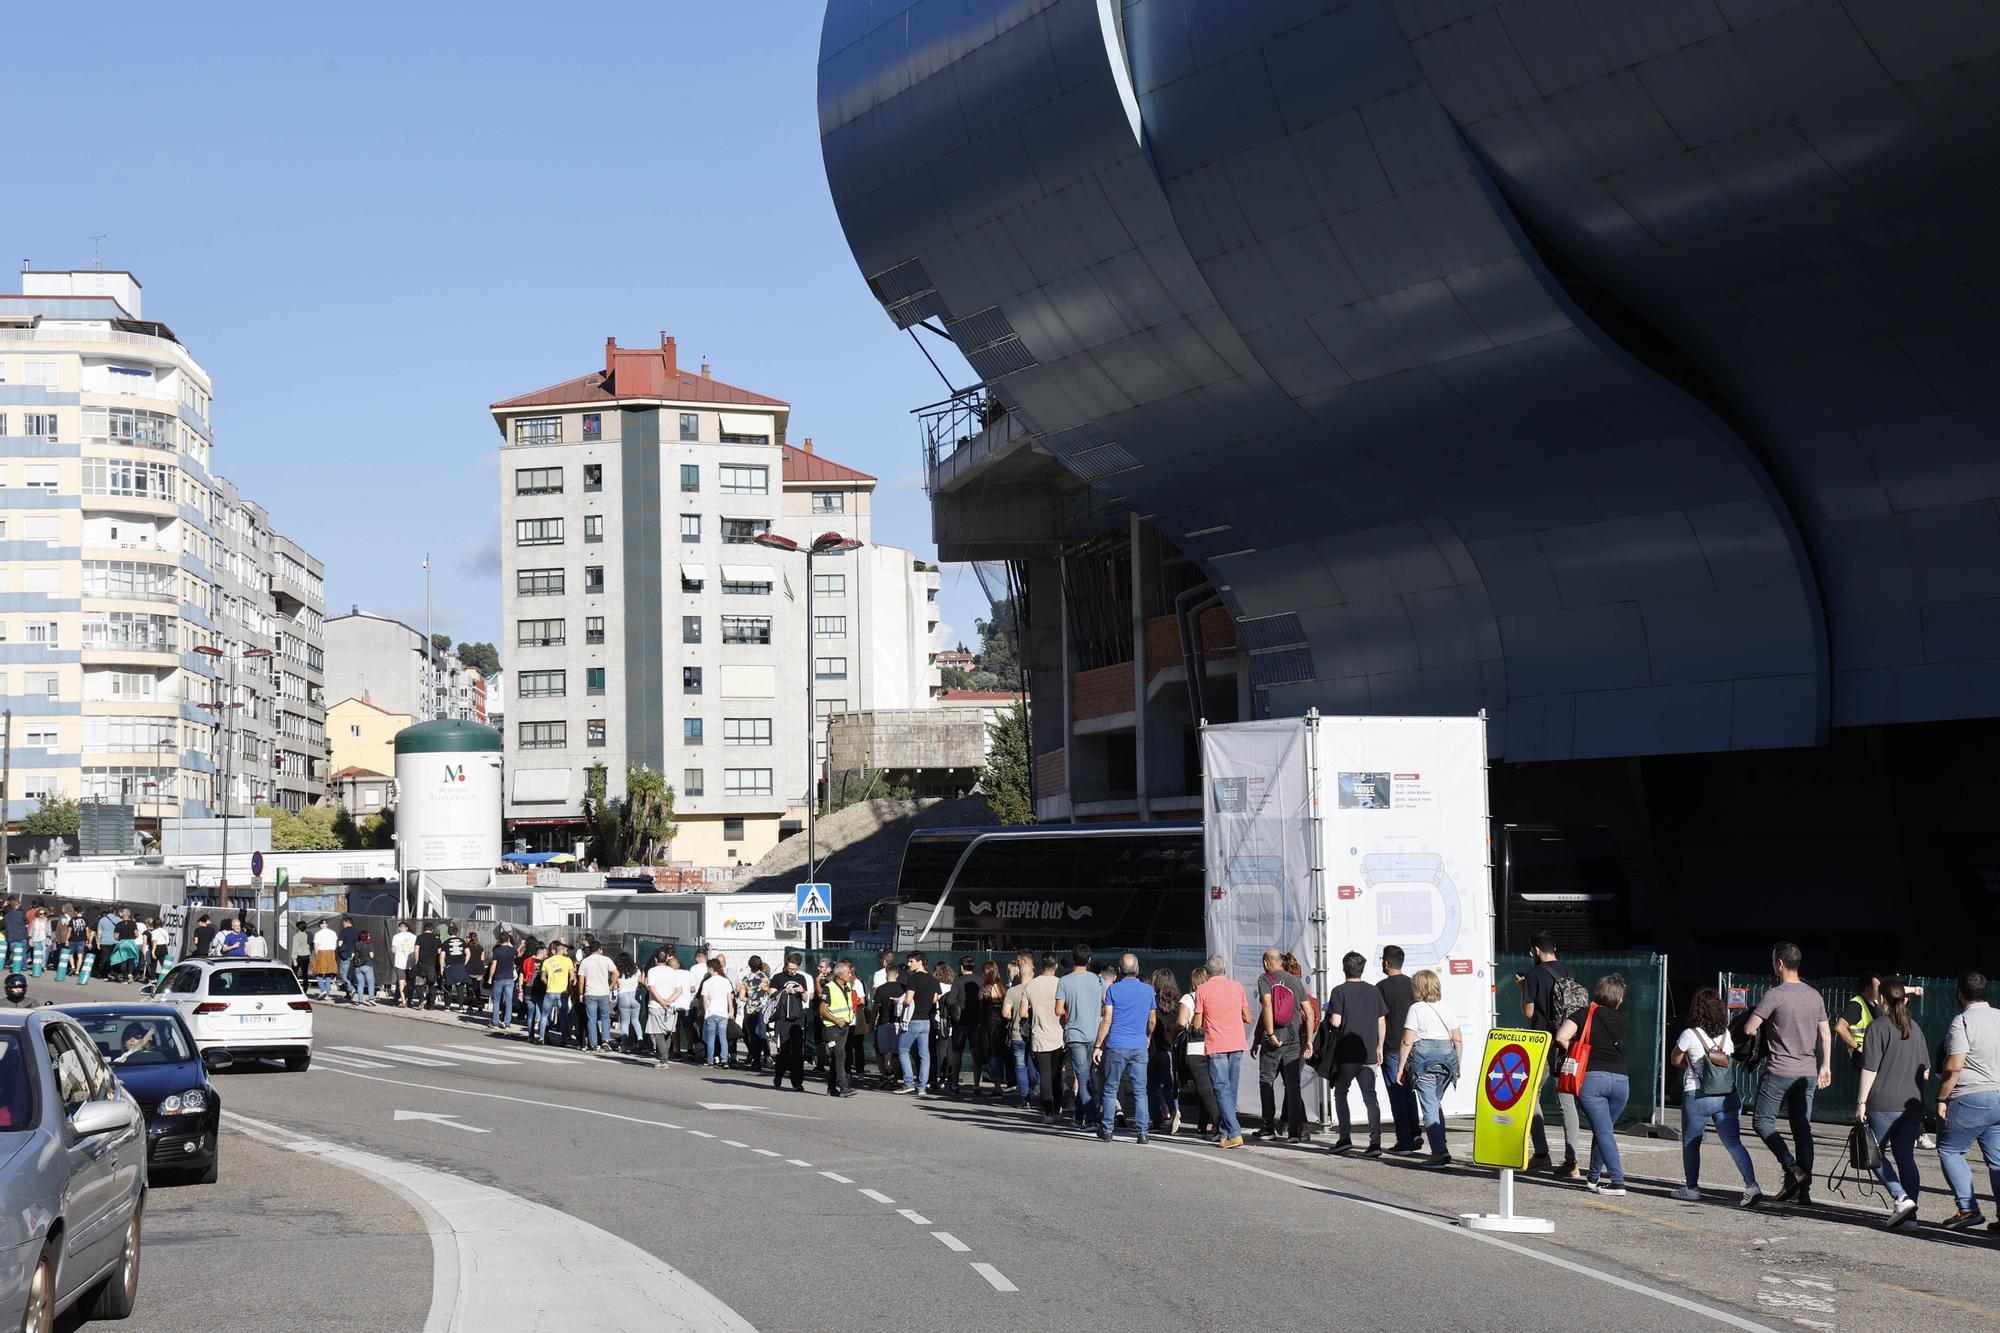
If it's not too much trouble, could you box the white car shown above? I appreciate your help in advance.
[145,960,314,1071]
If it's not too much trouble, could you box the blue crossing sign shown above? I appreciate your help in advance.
[795,882,833,923]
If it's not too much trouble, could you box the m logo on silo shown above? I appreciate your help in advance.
[443,763,465,785]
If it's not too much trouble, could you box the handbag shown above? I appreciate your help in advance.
[1695,1029,1734,1097]
[1846,1120,1882,1172]
[1557,1003,1596,1096]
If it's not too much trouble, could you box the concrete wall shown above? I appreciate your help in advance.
[826,707,985,774]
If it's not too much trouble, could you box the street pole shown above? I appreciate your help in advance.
[220,652,234,908]
[806,548,817,954]
[1,707,11,875]
[423,553,434,721]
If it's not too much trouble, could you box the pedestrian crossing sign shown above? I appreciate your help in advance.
[795,883,833,923]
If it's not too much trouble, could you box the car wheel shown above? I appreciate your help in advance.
[284,1052,311,1071]
[83,1195,141,1320]
[20,1243,54,1333]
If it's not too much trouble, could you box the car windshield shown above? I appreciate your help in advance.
[0,1034,33,1132]
[209,967,303,997]
[75,1014,194,1067]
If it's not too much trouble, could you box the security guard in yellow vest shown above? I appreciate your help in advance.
[819,959,860,1097]
[1836,974,1882,1066]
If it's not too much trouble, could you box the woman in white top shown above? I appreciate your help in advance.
[1393,969,1462,1167]
[1669,986,1762,1206]
[1178,964,1222,1139]
[614,952,643,1053]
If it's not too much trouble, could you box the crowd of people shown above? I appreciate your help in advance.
[0,897,182,982]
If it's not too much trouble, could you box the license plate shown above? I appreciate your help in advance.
[236,1014,279,1025]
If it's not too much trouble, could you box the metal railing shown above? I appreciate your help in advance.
[916,386,1020,489]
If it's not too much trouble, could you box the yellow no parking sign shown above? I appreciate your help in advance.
[1471,1027,1552,1170]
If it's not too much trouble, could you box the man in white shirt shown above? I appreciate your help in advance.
[390,921,418,1008]
[644,953,685,1068]
[577,942,621,1053]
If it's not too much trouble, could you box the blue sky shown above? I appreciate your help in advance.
[7,1,985,654]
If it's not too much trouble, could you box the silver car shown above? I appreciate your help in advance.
[0,1008,146,1331]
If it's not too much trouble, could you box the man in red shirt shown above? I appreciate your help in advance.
[1192,954,1253,1148]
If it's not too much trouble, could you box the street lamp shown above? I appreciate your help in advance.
[754,529,863,952]
[195,645,271,901]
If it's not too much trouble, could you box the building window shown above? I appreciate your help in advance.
[517,568,565,597]
[583,514,604,544]
[719,464,768,496]
[679,412,699,442]
[586,667,606,695]
[724,770,772,797]
[814,615,847,639]
[680,514,701,544]
[25,622,58,646]
[683,666,702,694]
[587,719,606,748]
[722,517,769,545]
[723,816,745,841]
[814,656,848,679]
[582,414,601,441]
[811,491,845,514]
[680,463,700,493]
[583,463,603,492]
[514,467,562,495]
[515,517,563,546]
[813,573,845,597]
[518,670,566,698]
[514,417,561,445]
[723,717,772,746]
[23,362,56,388]
[23,414,57,439]
[816,697,848,719]
[683,717,704,746]
[82,457,175,499]
[682,615,702,645]
[26,672,59,700]
[586,616,605,644]
[517,618,565,647]
[683,768,704,797]
[722,616,771,646]
[721,572,771,595]
[24,465,58,492]
[584,566,604,594]
[519,721,567,749]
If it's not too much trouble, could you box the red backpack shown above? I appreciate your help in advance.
[1267,972,1297,1029]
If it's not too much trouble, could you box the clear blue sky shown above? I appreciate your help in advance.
[7,1,986,655]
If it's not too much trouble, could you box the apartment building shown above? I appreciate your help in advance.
[324,609,485,726]
[0,267,328,826]
[492,335,938,865]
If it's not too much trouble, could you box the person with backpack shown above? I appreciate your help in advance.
[1255,947,1310,1142]
[1854,978,1927,1228]
[1556,974,1632,1196]
[1669,986,1762,1207]
[1743,941,1833,1205]
[1518,931,1586,1177]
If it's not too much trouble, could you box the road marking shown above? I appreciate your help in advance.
[686,1130,716,1139]
[897,1208,931,1225]
[1876,1283,2000,1322]
[394,1109,490,1134]
[858,1188,895,1204]
[333,1045,456,1067]
[819,1171,855,1184]
[786,1158,813,1167]
[932,1231,971,1252]
[971,1262,1017,1292]
[721,1139,749,1148]
[391,1044,517,1066]
[753,1148,782,1158]
[1144,1141,1777,1332]
[697,1100,821,1119]
[445,1044,574,1065]
[313,1051,393,1069]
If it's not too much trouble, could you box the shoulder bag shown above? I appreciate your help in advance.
[1557,1003,1597,1096]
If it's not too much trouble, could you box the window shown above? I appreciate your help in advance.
[24,465,58,492]
[517,568,565,597]
[815,615,847,639]
[514,467,562,495]
[680,568,704,592]
[516,517,563,546]
[350,724,361,737]
[724,717,772,746]
[722,517,770,545]
[23,413,57,439]
[682,615,702,645]
[583,514,604,544]
[814,657,848,679]
[680,463,699,493]
[23,517,56,545]
[722,616,771,645]
[683,718,704,746]
[23,362,57,389]
[679,413,699,442]
[582,414,602,441]
[586,667,606,695]
[23,569,57,594]
[584,565,604,594]
[25,622,58,646]
[25,672,58,700]
[722,573,771,595]
[719,464,768,495]
[812,491,845,514]
[585,616,605,645]
[82,457,174,498]
[583,463,602,491]
[813,573,846,597]
[683,666,702,695]
[816,697,848,718]
[587,720,606,748]
[519,721,567,749]
[680,514,701,544]
[514,417,561,445]
[724,770,773,796]
[517,618,565,647]
[723,816,745,840]
[683,768,704,796]
[518,670,566,699]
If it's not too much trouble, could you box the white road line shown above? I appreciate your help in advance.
[819,1171,855,1184]
[312,1051,393,1070]
[858,1188,895,1204]
[391,1044,518,1066]
[332,1045,457,1067]
[444,1044,574,1065]
[786,1158,813,1167]
[971,1262,1018,1293]
[753,1149,782,1158]
[722,1139,749,1148]
[686,1130,716,1139]
[897,1208,931,1225]
[932,1231,971,1253]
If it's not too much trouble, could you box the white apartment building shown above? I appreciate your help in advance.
[0,267,328,826]
[492,335,939,865]
[325,609,487,726]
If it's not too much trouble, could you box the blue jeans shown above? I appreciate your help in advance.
[536,993,568,1042]
[352,964,375,1002]
[1579,1070,1630,1186]
[1208,1049,1245,1140]
[490,978,516,1030]
[1939,1089,2000,1213]
[1868,1107,1923,1203]
[898,1019,932,1089]
[1100,1046,1149,1135]
[1681,1090,1758,1190]
[1381,1050,1421,1147]
[618,995,641,1044]
[339,957,353,992]
[1068,1040,1105,1126]
[585,995,613,1047]
[703,1014,728,1064]
[1149,1048,1179,1126]
[1753,1073,1817,1178]
[1010,1038,1036,1100]
[317,973,333,998]
[1409,1039,1459,1155]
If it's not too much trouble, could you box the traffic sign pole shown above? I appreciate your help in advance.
[1462,1026,1554,1233]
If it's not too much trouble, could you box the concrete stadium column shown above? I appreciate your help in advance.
[1131,514,1150,821]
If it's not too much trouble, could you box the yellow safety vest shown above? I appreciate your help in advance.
[824,977,855,1023]
[1848,994,1874,1052]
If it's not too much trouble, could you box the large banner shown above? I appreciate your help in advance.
[1202,719,1316,982]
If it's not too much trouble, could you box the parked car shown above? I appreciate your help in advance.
[143,959,314,1071]
[61,1004,226,1185]
[0,1007,145,1330]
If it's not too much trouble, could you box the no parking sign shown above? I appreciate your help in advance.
[1471,1027,1552,1170]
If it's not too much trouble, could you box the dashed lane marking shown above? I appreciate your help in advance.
[819,1171,855,1184]
[897,1209,931,1225]
[686,1130,716,1139]
[932,1231,971,1253]
[786,1158,813,1167]
[753,1149,782,1158]
[858,1188,894,1203]
[971,1263,1018,1293]
[722,1140,749,1148]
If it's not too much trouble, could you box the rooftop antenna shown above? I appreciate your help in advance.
[88,236,107,270]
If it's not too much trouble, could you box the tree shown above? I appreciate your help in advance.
[430,632,453,654]
[332,806,360,849]
[259,803,340,851]
[979,701,1033,824]
[581,761,620,865]
[19,794,80,836]
[455,641,501,676]
[973,597,1024,692]
[580,762,678,866]
[939,665,971,690]
[359,809,395,850]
